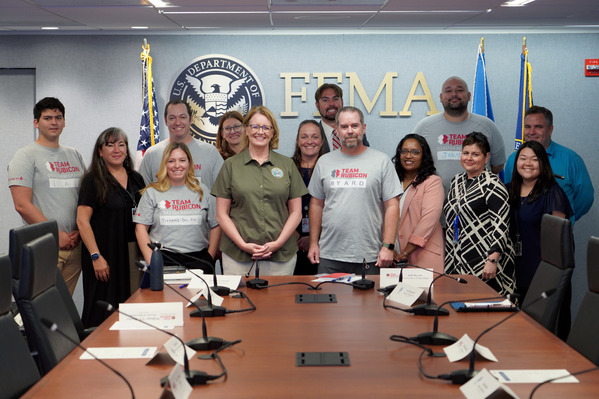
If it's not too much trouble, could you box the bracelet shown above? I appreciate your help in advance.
[485,258,498,264]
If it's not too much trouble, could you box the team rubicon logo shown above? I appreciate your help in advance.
[438,134,467,146]
[45,161,81,174]
[158,199,202,211]
[169,54,265,143]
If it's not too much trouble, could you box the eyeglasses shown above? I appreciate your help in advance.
[400,149,422,156]
[248,124,273,133]
[223,124,243,133]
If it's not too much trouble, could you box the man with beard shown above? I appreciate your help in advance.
[413,76,506,191]
[314,83,369,153]
[308,106,401,274]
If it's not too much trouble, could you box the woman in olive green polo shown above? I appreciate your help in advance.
[212,106,308,276]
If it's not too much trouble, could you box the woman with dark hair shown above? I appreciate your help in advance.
[508,140,572,300]
[444,132,515,296]
[291,119,326,275]
[134,142,221,272]
[216,110,244,159]
[391,134,444,273]
[77,127,146,327]
[212,106,307,276]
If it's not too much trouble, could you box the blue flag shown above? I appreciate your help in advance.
[472,42,494,121]
[136,42,160,169]
[515,49,533,151]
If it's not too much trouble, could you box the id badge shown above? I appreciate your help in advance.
[514,235,522,257]
[131,207,136,217]
[301,217,309,233]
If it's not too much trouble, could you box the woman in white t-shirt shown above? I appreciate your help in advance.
[134,142,221,272]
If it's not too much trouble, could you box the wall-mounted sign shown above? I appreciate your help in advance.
[169,54,265,143]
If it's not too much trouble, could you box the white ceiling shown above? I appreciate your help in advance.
[1,0,598,34]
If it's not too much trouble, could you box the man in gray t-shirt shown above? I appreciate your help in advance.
[138,99,223,188]
[8,97,85,294]
[413,76,506,191]
[308,107,401,275]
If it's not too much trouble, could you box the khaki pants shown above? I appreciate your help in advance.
[57,242,82,295]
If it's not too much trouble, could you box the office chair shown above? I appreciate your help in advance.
[567,236,599,365]
[16,233,79,376]
[9,220,93,340]
[0,254,40,398]
[521,214,574,340]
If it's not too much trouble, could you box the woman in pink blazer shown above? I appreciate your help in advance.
[392,134,445,273]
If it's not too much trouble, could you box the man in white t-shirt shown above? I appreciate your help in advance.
[8,97,85,294]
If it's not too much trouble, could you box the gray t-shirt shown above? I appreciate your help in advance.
[308,148,402,263]
[138,139,224,189]
[413,112,506,191]
[7,142,85,233]
[133,184,218,253]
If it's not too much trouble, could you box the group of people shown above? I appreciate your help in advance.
[7,76,593,327]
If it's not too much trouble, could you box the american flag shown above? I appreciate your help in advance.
[136,42,160,169]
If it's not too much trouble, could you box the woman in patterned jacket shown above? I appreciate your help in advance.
[444,132,515,296]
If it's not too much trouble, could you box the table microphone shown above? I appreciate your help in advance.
[386,262,468,316]
[135,261,227,351]
[352,258,375,290]
[245,259,268,289]
[145,243,226,317]
[148,242,231,296]
[413,294,517,346]
[439,289,556,385]
[96,300,219,386]
[40,318,135,399]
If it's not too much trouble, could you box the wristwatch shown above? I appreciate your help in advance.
[382,242,395,251]
[91,252,100,261]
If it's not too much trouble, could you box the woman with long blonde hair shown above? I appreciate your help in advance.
[134,142,221,272]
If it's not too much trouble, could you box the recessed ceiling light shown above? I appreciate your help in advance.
[147,0,172,7]
[131,26,149,29]
[41,27,59,30]
[502,0,535,7]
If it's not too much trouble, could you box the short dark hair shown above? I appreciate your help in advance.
[525,105,553,127]
[462,132,490,154]
[315,83,343,102]
[392,133,437,187]
[164,99,193,120]
[335,106,364,125]
[34,97,65,120]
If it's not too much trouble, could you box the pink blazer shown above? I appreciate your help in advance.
[397,175,445,273]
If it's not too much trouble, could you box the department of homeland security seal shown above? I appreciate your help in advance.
[169,54,265,143]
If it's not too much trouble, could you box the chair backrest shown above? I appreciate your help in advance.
[0,254,40,398]
[9,220,85,340]
[16,233,79,376]
[567,236,599,365]
[522,214,574,338]
[9,220,59,297]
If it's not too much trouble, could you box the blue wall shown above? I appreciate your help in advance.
[1,33,597,317]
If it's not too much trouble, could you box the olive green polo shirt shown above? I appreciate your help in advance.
[211,149,308,262]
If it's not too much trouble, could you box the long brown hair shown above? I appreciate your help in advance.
[291,120,325,176]
[83,127,133,204]
[216,110,244,159]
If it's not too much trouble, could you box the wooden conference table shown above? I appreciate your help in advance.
[23,275,599,398]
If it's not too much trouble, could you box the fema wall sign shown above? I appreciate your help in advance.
[169,54,265,143]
